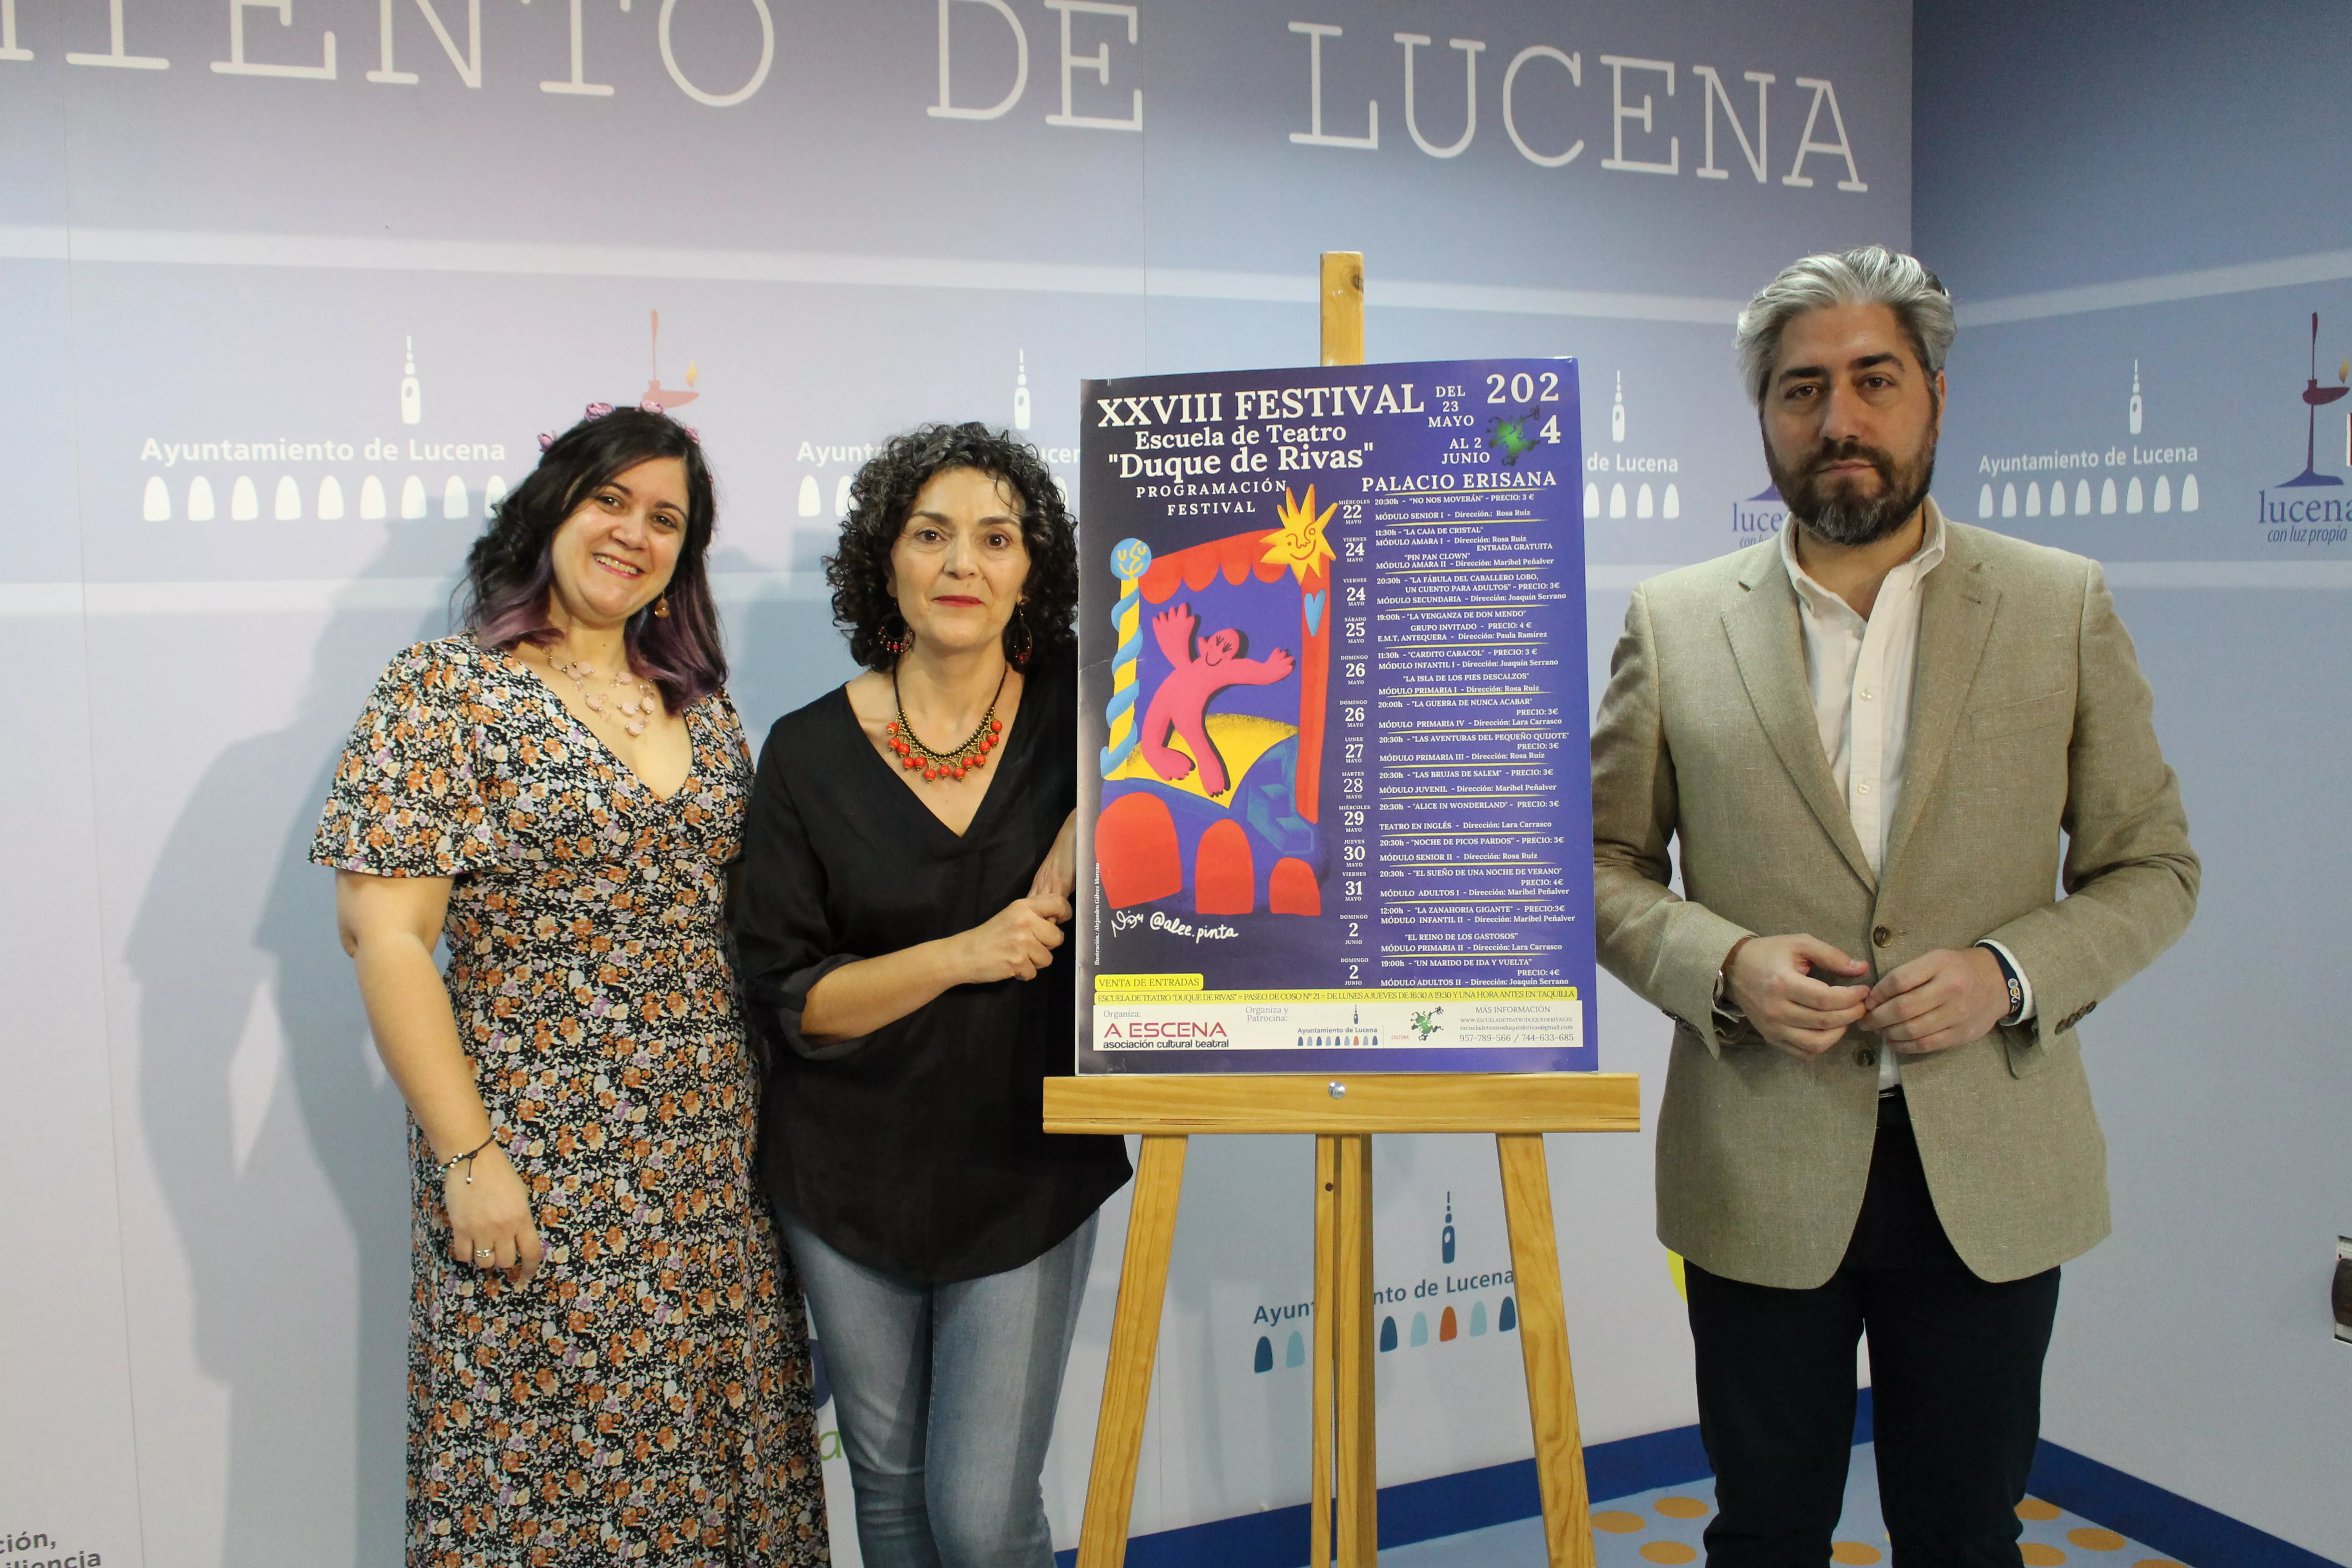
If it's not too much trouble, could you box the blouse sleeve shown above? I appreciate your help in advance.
[731,716,866,1061]
[713,691,758,790]
[310,642,505,878]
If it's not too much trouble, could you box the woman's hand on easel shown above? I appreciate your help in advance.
[960,896,1068,984]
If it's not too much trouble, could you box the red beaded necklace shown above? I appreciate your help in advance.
[885,665,1008,783]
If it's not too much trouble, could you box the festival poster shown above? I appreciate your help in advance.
[1075,359,1596,1073]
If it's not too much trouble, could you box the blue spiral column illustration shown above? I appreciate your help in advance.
[1099,538,1152,774]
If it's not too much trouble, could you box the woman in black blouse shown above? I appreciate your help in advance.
[733,423,1131,1568]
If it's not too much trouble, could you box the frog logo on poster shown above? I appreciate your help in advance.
[1484,407,1547,465]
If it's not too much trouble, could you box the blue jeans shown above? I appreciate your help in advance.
[779,1211,1099,1568]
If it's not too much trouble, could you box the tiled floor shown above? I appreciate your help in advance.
[1380,1444,2190,1567]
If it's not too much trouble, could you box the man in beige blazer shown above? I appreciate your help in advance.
[1591,247,2197,1565]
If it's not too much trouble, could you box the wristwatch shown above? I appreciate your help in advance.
[1711,936,1752,1026]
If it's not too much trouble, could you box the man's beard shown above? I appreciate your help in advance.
[1767,429,1937,548]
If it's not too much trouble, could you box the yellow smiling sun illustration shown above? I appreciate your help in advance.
[1260,485,1338,583]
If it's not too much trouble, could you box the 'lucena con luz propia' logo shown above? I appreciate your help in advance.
[2258,310,2352,546]
[1731,483,1788,538]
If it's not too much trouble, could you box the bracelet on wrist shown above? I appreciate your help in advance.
[438,1132,498,1186]
[1977,943,2026,1024]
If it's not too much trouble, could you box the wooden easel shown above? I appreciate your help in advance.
[1049,255,1642,1568]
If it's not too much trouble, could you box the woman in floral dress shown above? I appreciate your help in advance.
[314,407,827,1567]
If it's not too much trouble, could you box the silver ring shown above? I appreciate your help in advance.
[473,1246,495,1263]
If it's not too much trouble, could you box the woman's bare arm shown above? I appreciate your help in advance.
[1029,810,1078,904]
[336,870,544,1281]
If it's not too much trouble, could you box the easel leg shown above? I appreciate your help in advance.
[1496,1133,1595,1568]
[1314,248,1369,1555]
[1320,251,1365,366]
[1311,1135,1338,1568]
[1334,1133,1378,1568]
[1076,1134,1190,1568]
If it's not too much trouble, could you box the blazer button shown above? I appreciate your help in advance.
[1872,925,1893,948]
[1854,1047,1877,1068]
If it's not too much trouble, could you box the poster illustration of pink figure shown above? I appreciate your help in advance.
[1139,603,1296,798]
[1092,484,1335,926]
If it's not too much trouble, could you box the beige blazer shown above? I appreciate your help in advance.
[1591,505,2198,1287]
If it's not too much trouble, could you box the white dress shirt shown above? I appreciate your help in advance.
[1776,505,2032,1089]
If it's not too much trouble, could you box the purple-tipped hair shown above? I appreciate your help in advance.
[456,407,727,712]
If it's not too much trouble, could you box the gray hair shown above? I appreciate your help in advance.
[1733,245,1955,408]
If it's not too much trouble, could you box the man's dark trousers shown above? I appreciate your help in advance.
[1684,1090,2062,1567]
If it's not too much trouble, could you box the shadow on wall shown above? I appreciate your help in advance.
[119,519,857,1566]
[123,529,448,1566]
[1161,1133,1317,1510]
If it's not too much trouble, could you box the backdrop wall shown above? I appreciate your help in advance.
[1914,4,2351,1561]
[75,5,2352,1567]
[14,2,2345,1564]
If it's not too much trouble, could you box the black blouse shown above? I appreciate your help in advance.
[732,648,1132,1284]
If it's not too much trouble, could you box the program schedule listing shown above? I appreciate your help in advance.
[1077,358,1598,1074]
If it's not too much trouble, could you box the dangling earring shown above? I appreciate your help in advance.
[1006,600,1034,667]
[653,594,671,619]
[881,619,908,657]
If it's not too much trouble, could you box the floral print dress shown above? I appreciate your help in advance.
[312,637,827,1568]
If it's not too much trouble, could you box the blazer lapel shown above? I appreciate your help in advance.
[1720,550,1878,892]
[1882,526,2000,879]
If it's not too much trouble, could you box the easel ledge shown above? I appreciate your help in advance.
[1045,1071,1640,1134]
[1049,1073,1640,1568]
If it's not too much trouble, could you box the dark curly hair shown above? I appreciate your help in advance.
[453,408,725,712]
[826,422,1077,671]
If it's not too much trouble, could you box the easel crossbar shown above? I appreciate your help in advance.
[1043,1072,1639,1134]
